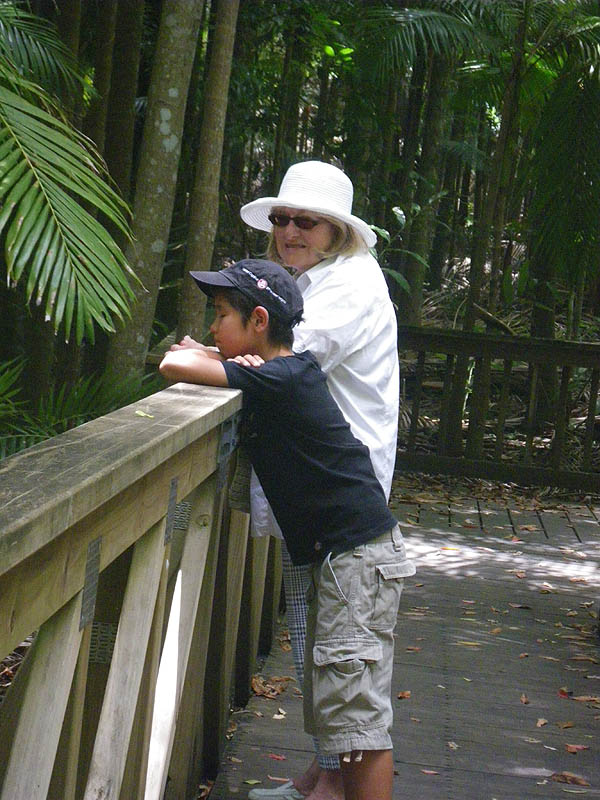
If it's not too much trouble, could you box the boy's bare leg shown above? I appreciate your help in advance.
[340,750,393,800]
[292,758,343,800]
[304,763,344,800]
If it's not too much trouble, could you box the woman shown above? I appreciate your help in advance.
[240,161,399,800]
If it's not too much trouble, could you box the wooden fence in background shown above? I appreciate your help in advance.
[397,324,600,492]
[0,381,281,800]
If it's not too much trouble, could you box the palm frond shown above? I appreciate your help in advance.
[0,1,82,99]
[0,76,136,343]
[354,6,490,80]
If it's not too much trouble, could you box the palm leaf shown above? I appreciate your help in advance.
[0,78,136,343]
[0,2,82,99]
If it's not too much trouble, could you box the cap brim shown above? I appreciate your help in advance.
[189,270,235,295]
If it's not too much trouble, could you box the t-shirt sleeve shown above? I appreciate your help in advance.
[222,358,292,401]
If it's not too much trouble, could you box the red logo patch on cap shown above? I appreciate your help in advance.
[256,278,268,289]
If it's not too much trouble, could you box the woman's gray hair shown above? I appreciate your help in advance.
[265,210,369,265]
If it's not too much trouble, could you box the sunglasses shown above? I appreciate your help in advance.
[268,213,323,230]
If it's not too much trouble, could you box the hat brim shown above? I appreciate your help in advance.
[240,198,377,249]
[189,270,235,296]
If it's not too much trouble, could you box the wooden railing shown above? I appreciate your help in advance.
[397,324,600,492]
[0,382,281,800]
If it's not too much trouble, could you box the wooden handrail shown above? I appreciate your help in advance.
[0,383,280,800]
[397,325,600,491]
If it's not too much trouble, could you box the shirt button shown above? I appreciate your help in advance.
[314,541,322,551]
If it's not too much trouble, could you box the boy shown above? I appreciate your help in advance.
[159,259,415,800]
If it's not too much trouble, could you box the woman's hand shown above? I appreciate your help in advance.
[227,354,265,367]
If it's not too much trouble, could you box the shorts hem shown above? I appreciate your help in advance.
[307,727,392,755]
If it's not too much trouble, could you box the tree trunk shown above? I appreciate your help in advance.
[105,0,204,380]
[104,0,145,203]
[446,6,529,456]
[82,0,118,155]
[429,112,464,289]
[177,0,240,342]
[272,14,308,191]
[397,55,453,322]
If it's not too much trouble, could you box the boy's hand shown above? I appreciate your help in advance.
[169,335,222,360]
[227,354,265,367]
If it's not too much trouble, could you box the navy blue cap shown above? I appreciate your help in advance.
[190,259,304,325]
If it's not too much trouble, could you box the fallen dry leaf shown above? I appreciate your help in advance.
[244,779,261,785]
[519,653,529,658]
[509,603,531,609]
[565,744,590,754]
[520,693,530,705]
[406,646,421,652]
[267,775,292,783]
[536,718,548,727]
[267,754,287,761]
[447,741,459,750]
[573,695,600,703]
[490,627,502,635]
[551,771,590,786]
[397,691,411,700]
[421,769,439,775]
[557,721,575,729]
[251,675,294,699]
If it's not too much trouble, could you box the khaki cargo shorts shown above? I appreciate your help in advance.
[303,525,415,755]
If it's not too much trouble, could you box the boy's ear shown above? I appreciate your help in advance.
[251,306,269,331]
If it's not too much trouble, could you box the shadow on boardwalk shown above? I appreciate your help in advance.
[210,482,600,799]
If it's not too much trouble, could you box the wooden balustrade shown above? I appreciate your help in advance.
[0,382,281,800]
[397,324,600,491]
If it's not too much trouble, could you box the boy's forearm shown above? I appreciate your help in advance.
[159,349,229,387]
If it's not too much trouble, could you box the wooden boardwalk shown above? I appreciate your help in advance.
[210,492,600,799]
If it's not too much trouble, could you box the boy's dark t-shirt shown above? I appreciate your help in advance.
[222,350,397,565]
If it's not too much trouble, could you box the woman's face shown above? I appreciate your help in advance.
[272,206,336,273]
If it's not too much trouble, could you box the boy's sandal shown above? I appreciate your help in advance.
[248,780,304,800]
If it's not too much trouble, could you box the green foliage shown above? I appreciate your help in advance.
[0,1,136,344]
[0,367,163,460]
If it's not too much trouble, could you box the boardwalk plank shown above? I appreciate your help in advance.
[210,494,600,800]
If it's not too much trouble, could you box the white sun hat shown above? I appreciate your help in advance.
[240,160,377,248]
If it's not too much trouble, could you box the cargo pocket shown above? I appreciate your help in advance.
[312,639,383,725]
[370,560,416,631]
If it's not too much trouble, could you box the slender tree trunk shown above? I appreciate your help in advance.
[272,17,307,192]
[105,0,204,380]
[374,79,400,229]
[82,0,118,156]
[397,55,453,322]
[396,53,427,217]
[312,61,331,160]
[177,0,240,342]
[429,112,463,288]
[104,0,145,203]
[54,0,81,57]
[446,6,529,455]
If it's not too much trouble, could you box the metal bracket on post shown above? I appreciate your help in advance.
[217,411,241,489]
[164,476,179,544]
[80,536,101,630]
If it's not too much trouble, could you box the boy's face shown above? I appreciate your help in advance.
[209,293,256,359]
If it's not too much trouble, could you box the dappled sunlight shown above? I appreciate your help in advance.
[401,523,600,591]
